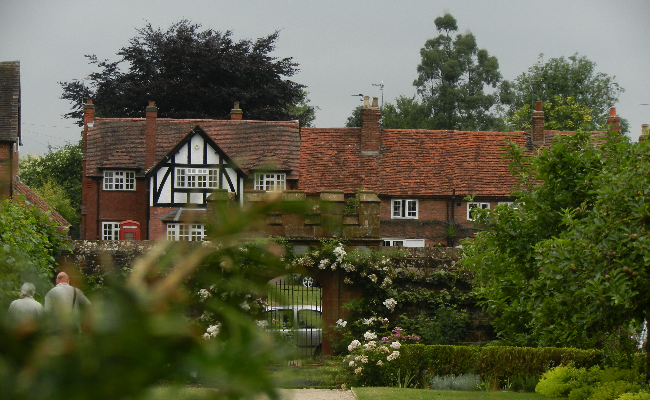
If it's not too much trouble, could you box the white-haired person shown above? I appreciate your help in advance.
[7,282,44,326]
[44,272,91,332]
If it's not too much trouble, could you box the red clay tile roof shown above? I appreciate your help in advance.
[85,118,300,179]
[12,178,70,228]
[0,61,20,143]
[298,128,530,198]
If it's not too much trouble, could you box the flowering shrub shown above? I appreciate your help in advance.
[341,326,420,387]
[287,239,478,354]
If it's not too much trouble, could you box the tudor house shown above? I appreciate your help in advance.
[81,101,300,241]
[80,97,622,246]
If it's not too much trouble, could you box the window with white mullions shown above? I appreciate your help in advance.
[103,171,135,191]
[467,202,490,221]
[175,168,218,188]
[391,199,418,219]
[254,173,286,192]
[102,222,120,240]
[166,223,205,241]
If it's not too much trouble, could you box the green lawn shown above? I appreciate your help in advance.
[353,387,549,400]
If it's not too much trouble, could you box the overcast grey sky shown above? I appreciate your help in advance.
[1,0,649,155]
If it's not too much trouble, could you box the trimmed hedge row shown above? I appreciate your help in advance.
[392,344,601,382]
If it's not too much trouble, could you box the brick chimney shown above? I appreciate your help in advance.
[639,124,649,142]
[532,101,545,144]
[145,101,158,168]
[361,96,381,154]
[230,101,243,120]
[83,99,95,152]
[606,107,620,134]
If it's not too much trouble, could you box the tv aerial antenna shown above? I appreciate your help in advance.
[372,81,384,108]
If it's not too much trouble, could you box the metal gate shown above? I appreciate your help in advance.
[265,274,323,359]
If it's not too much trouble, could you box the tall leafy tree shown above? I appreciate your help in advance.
[18,141,82,238]
[462,130,650,376]
[502,53,627,132]
[60,20,315,126]
[413,13,503,130]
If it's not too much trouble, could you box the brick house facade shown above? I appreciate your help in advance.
[80,96,622,246]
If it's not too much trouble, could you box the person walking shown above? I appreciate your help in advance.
[44,272,91,332]
[7,282,43,326]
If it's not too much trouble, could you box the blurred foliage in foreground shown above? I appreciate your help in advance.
[0,199,304,400]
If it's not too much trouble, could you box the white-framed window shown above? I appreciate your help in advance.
[254,173,286,192]
[103,171,135,191]
[175,168,218,188]
[498,201,515,206]
[467,202,490,220]
[102,222,120,240]
[383,238,425,248]
[166,223,205,241]
[391,199,418,219]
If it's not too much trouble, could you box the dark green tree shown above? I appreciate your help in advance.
[413,13,503,130]
[502,53,627,132]
[60,20,315,127]
[18,141,82,238]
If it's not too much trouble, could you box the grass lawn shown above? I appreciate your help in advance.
[353,387,549,400]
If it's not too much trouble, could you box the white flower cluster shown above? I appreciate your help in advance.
[239,301,250,310]
[348,339,361,351]
[362,317,376,325]
[333,245,346,262]
[380,277,392,289]
[363,341,376,351]
[318,259,330,270]
[294,256,316,268]
[390,341,401,350]
[343,277,353,285]
[368,274,378,283]
[203,323,221,340]
[255,320,269,328]
[363,331,377,340]
[341,262,355,272]
[336,319,348,327]
[383,298,397,312]
[198,289,211,302]
[387,351,400,361]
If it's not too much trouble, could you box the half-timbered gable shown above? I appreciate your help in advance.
[148,126,245,207]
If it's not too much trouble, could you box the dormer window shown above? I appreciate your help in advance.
[254,173,286,192]
[175,168,218,188]
[104,171,135,191]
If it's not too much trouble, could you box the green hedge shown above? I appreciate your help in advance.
[392,344,601,382]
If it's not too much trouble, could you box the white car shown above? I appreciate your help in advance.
[264,305,322,357]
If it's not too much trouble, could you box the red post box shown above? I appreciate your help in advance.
[119,220,140,241]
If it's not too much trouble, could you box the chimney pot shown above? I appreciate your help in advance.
[535,101,542,111]
[371,97,379,108]
[363,96,370,108]
[610,107,616,116]
[231,101,243,120]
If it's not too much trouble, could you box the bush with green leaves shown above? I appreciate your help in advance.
[616,393,650,400]
[0,199,66,307]
[535,364,643,399]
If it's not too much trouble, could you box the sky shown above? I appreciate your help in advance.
[1,0,649,156]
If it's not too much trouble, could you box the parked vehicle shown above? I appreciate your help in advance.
[264,305,322,357]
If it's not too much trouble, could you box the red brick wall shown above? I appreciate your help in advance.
[379,198,491,246]
[82,177,149,239]
[0,143,12,199]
